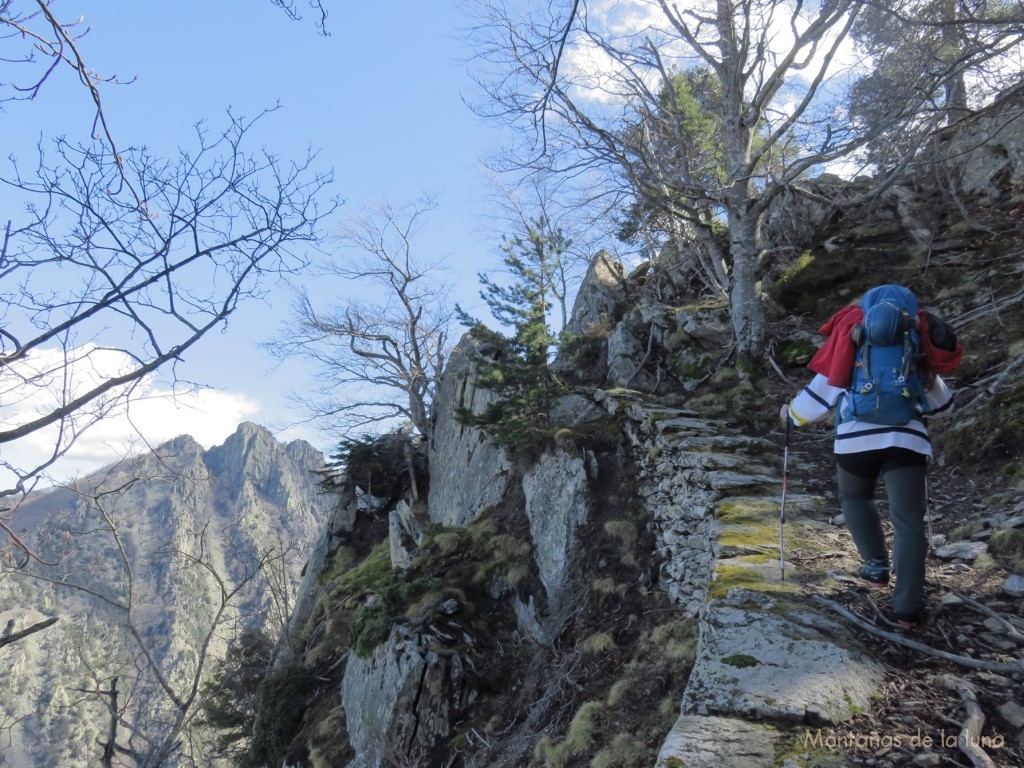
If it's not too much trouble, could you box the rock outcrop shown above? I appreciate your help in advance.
[427,334,512,527]
[561,249,626,339]
[341,624,477,767]
[519,449,591,642]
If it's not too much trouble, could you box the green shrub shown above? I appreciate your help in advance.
[990,528,1024,556]
[249,663,318,766]
[456,219,570,453]
[320,431,421,499]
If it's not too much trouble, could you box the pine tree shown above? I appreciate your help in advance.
[456,219,569,452]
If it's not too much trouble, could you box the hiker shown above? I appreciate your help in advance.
[781,284,962,629]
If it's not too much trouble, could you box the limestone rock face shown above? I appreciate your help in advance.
[388,500,425,570]
[341,626,477,768]
[562,250,625,338]
[933,86,1024,199]
[427,334,512,526]
[671,304,733,350]
[521,450,591,633]
[606,321,651,389]
[549,393,606,428]
[287,485,359,652]
[761,174,871,254]
[555,251,627,382]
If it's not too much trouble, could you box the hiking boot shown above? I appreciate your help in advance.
[893,611,920,630]
[858,560,890,588]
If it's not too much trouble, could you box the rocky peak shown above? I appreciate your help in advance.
[0,424,336,768]
[204,421,325,506]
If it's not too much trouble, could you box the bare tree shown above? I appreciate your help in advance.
[1,1,337,522]
[0,110,334,498]
[466,0,1024,356]
[275,196,454,440]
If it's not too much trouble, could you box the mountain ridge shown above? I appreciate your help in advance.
[0,421,336,767]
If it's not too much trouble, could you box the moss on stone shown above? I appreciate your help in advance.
[718,523,779,553]
[948,521,986,541]
[716,498,779,526]
[776,338,819,367]
[707,561,799,601]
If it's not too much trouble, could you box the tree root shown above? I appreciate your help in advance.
[811,595,1024,675]
[942,676,998,768]
[953,592,1024,645]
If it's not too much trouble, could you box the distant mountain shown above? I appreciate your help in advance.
[0,422,336,768]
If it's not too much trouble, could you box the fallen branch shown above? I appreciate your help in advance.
[766,352,791,384]
[953,592,1024,644]
[942,676,997,768]
[811,596,1024,675]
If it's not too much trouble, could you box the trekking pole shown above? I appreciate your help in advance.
[923,418,933,556]
[780,414,790,581]
[926,471,934,556]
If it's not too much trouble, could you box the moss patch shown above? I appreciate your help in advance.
[708,560,799,601]
[716,498,780,526]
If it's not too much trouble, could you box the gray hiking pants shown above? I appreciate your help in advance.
[837,448,928,616]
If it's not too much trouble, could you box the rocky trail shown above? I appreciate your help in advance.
[774,417,1024,767]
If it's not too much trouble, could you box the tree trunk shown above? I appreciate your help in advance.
[728,210,766,356]
[716,20,766,358]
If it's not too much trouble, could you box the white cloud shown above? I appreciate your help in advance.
[0,345,261,487]
[564,0,863,109]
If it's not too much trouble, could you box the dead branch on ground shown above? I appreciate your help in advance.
[812,596,1024,675]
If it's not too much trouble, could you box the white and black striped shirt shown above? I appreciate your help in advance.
[788,373,954,457]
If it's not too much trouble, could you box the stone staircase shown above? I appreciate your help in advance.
[600,393,886,767]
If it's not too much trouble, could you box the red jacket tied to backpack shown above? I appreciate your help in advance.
[808,304,963,388]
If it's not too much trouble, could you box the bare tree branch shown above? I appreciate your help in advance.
[273,195,453,440]
[0,110,337,509]
[467,0,1024,353]
[0,614,57,648]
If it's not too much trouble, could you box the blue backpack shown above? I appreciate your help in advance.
[838,285,930,426]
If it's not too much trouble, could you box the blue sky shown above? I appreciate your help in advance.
[3,1,511,478]
[3,0,874,483]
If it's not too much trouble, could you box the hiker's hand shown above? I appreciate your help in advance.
[780,404,791,425]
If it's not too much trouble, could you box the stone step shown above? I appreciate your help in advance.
[656,715,779,768]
